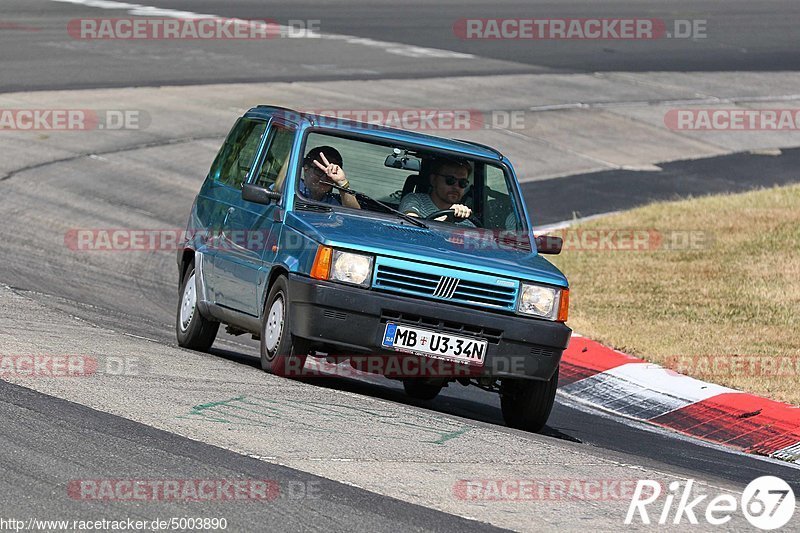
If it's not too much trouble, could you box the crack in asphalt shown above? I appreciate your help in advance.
[0,134,221,182]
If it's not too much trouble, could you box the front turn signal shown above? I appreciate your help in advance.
[557,288,569,322]
[310,245,333,280]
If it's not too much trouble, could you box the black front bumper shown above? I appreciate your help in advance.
[287,274,572,381]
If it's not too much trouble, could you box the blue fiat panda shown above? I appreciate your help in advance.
[176,106,571,432]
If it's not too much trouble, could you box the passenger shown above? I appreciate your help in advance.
[299,146,360,209]
[399,158,474,225]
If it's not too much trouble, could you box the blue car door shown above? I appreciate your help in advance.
[208,117,268,313]
[216,119,297,317]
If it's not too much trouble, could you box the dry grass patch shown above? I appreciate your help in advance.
[550,184,800,404]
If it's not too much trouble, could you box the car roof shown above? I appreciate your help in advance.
[244,105,505,161]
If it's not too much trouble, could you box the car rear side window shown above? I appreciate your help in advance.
[208,118,266,189]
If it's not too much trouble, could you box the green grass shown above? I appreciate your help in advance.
[550,184,800,404]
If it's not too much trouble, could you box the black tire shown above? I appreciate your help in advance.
[500,367,559,433]
[403,379,444,401]
[176,261,219,351]
[260,275,310,377]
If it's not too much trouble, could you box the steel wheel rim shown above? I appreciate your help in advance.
[264,294,284,353]
[179,272,196,332]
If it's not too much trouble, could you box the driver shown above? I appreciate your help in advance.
[398,158,474,225]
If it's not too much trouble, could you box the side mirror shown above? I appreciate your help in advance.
[535,234,563,255]
[242,183,282,205]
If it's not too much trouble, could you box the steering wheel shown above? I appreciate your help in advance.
[424,209,483,228]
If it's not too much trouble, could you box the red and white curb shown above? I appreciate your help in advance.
[559,335,800,464]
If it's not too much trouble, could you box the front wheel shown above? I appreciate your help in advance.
[260,275,310,377]
[176,261,219,351]
[500,367,559,433]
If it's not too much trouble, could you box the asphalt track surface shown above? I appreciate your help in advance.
[136,0,800,72]
[2,1,800,531]
[1,0,800,91]
[523,147,800,223]
[0,380,505,532]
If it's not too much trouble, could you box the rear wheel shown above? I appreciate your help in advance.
[500,367,559,433]
[176,261,219,351]
[403,379,444,401]
[260,275,310,377]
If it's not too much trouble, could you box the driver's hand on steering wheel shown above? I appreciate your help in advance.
[433,204,471,221]
[451,203,472,219]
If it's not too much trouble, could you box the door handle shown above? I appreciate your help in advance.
[222,206,235,226]
[218,207,236,243]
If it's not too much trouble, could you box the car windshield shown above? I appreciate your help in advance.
[296,131,526,231]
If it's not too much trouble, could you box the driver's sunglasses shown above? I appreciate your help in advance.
[437,174,470,189]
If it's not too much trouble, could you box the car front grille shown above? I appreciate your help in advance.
[373,261,518,310]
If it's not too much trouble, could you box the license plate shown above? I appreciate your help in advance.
[381,323,487,366]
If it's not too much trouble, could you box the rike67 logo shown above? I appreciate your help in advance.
[626,476,796,530]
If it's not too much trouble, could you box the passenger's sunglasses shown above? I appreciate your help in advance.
[306,164,340,179]
[304,158,342,174]
[436,174,470,189]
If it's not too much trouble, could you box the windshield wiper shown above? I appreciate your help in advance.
[295,199,332,212]
[320,180,429,229]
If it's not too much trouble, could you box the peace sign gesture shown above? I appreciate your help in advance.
[313,151,347,185]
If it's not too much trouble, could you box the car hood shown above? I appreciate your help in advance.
[285,210,568,287]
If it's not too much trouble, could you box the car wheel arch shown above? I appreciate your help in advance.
[179,249,195,285]
[262,265,290,316]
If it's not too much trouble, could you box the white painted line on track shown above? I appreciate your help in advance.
[532,211,622,233]
[529,93,800,112]
[772,442,800,463]
[561,371,692,420]
[560,362,739,420]
[48,0,475,59]
[607,362,738,403]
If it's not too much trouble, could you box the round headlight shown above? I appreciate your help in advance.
[331,251,373,286]
[519,284,557,318]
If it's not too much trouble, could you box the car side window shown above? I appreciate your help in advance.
[485,164,522,231]
[254,124,295,192]
[208,118,267,189]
